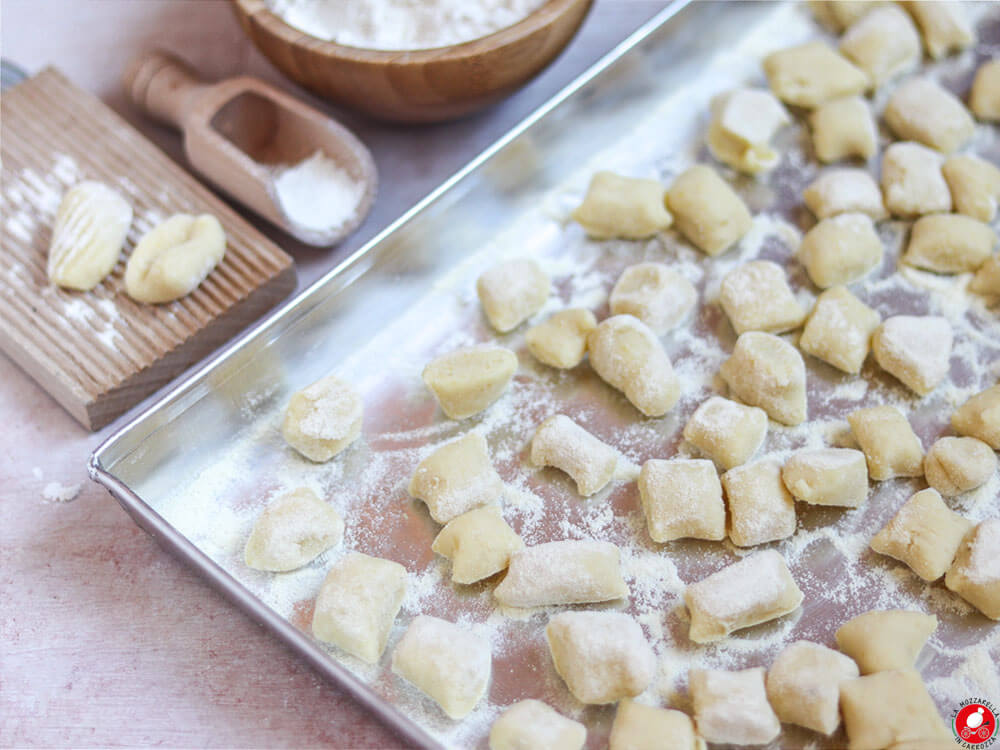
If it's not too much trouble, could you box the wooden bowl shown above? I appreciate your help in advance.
[231,0,593,123]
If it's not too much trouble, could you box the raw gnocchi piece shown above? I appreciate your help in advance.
[689,668,781,746]
[924,437,997,497]
[408,433,504,523]
[477,259,550,332]
[835,609,938,674]
[798,213,883,288]
[282,375,363,462]
[422,345,517,420]
[848,406,924,481]
[610,700,705,750]
[489,700,586,750]
[666,165,752,256]
[545,611,655,705]
[719,260,806,335]
[525,308,596,369]
[885,78,975,154]
[609,262,696,335]
[971,256,1000,297]
[952,385,1000,449]
[124,213,226,303]
[781,448,868,507]
[903,214,996,274]
[719,331,808,426]
[587,315,680,417]
[946,519,1000,620]
[312,552,407,663]
[721,460,797,547]
[530,415,618,496]
[881,142,952,218]
[870,488,973,581]
[903,1,974,59]
[391,615,491,719]
[244,488,344,572]
[942,154,1000,223]
[706,88,790,174]
[495,539,626,608]
[684,549,803,643]
[799,285,880,374]
[809,96,878,163]
[48,181,132,291]
[839,670,951,749]
[809,0,872,32]
[970,59,1000,122]
[839,6,920,87]
[872,315,952,396]
[431,506,523,584]
[638,459,725,543]
[682,396,768,470]
[804,169,887,220]
[571,171,672,240]
[766,641,860,736]
[764,42,870,108]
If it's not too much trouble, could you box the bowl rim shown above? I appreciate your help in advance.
[232,0,590,62]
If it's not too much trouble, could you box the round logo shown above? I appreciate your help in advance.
[953,701,997,747]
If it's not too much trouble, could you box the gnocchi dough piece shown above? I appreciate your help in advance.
[722,460,797,547]
[682,396,768,470]
[391,615,491,719]
[798,213,883,288]
[689,668,780,746]
[530,414,618,496]
[719,260,806,335]
[839,670,951,750]
[666,165,753,256]
[684,549,803,643]
[489,700,586,750]
[765,641,859,735]
[525,309,596,369]
[872,315,952,396]
[903,214,996,273]
[422,345,517,419]
[799,286,880,374]
[885,78,975,154]
[244,488,344,572]
[587,315,680,417]
[870,488,973,581]
[946,519,1000,620]
[477,259,550,332]
[610,262,696,335]
[311,552,407,663]
[610,700,705,750]
[809,1,872,32]
[881,142,952,218]
[48,181,132,291]
[970,256,1000,297]
[409,433,503,523]
[903,1,974,59]
[952,385,1000,449]
[707,88,790,174]
[282,375,363,462]
[809,96,878,163]
[942,154,1000,223]
[719,331,808,426]
[571,171,672,240]
[804,169,887,220]
[431,506,523,584]
[638,459,725,543]
[545,611,655,705]
[781,448,868,508]
[494,539,627,608]
[835,609,938,674]
[839,6,921,87]
[924,436,997,497]
[847,406,924,481]
[124,213,226,303]
[764,42,870,108]
[970,59,1000,122]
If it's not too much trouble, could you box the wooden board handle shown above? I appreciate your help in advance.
[123,50,207,131]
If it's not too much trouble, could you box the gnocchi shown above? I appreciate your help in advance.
[924,436,997,497]
[719,331,808,426]
[872,315,952,396]
[431,505,523,584]
[971,256,1000,297]
[666,165,753,256]
[422,345,517,419]
[530,414,618,496]
[477,259,550,332]
[781,448,868,507]
[970,59,1000,122]
[952,384,1000,449]
[881,142,952,218]
[682,396,768,470]
[609,700,704,750]
[282,375,363,462]
[798,213,883,288]
[847,405,925,481]
[409,432,504,523]
[571,171,672,240]
[719,260,806,335]
[907,214,996,274]
[946,519,1000,620]
[638,459,725,543]
[764,42,870,108]
[526,309,597,369]
[884,77,975,153]
[721,460,797,547]
[489,700,586,750]
[765,641,859,735]
[903,1,974,59]
[706,87,790,174]
[809,96,878,163]
[494,539,627,608]
[244,488,344,572]
[809,1,871,32]
[835,609,938,674]
[942,154,1000,223]
[689,668,781,746]
[803,169,886,220]
[610,262,696,335]
[839,5,921,87]
[839,670,951,749]
[798,285,880,374]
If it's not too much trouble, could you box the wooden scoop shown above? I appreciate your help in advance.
[123,50,377,247]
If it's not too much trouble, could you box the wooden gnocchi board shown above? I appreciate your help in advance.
[0,68,297,431]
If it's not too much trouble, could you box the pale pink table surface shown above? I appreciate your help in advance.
[0,1,663,747]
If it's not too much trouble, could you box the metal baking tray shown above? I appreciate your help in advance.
[90,2,1000,748]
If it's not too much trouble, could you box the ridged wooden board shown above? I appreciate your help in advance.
[0,67,297,431]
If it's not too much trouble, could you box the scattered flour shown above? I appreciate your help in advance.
[42,481,82,503]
